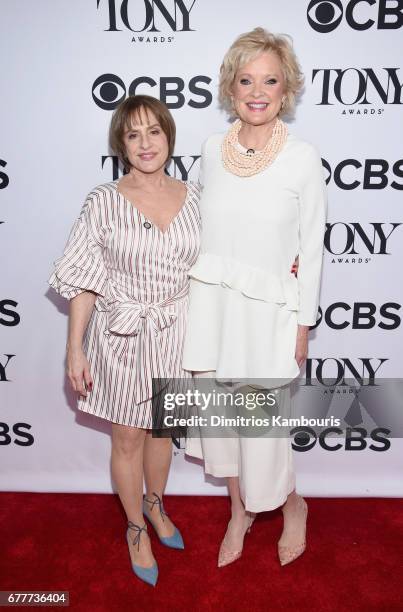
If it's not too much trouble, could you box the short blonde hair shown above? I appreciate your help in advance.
[109,95,176,171]
[219,27,304,119]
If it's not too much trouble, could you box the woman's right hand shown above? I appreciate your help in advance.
[290,254,299,277]
[66,346,93,397]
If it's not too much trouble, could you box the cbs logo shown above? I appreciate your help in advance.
[312,302,401,330]
[322,159,403,190]
[291,426,390,451]
[92,73,212,110]
[307,0,403,33]
[0,423,34,446]
[0,159,9,190]
[0,300,20,327]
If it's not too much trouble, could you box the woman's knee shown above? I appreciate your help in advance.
[112,423,145,458]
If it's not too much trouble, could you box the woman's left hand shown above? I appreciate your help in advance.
[295,325,309,368]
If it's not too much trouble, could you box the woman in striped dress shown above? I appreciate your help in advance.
[48,95,201,586]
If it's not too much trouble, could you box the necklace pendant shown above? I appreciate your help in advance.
[246,148,255,156]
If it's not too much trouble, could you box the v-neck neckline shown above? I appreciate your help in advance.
[114,178,189,235]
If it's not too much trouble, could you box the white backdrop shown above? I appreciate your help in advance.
[1,0,403,496]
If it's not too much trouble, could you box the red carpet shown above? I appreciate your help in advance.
[1,493,402,611]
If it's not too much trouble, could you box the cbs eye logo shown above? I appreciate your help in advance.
[93,74,126,110]
[307,0,403,32]
[307,0,343,32]
[291,426,390,451]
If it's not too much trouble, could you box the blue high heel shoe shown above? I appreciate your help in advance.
[143,492,184,550]
[126,521,158,587]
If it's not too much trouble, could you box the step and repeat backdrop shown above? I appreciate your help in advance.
[1,0,403,495]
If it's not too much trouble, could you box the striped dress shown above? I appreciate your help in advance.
[48,180,201,428]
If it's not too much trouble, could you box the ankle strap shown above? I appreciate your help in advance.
[127,521,148,551]
[144,492,168,522]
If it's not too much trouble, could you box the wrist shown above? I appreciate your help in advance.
[67,342,83,353]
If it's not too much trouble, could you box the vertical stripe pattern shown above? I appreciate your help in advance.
[49,180,201,428]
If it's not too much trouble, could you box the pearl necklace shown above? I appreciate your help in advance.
[221,118,288,177]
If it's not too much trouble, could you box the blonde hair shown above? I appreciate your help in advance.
[219,27,304,118]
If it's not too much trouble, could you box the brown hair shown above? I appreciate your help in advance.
[109,95,176,170]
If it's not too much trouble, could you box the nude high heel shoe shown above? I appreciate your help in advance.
[218,514,255,568]
[278,495,308,566]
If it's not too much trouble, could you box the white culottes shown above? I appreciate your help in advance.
[185,371,296,513]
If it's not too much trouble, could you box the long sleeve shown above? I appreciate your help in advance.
[48,191,108,300]
[296,145,327,326]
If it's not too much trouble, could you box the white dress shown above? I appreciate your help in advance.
[182,132,327,512]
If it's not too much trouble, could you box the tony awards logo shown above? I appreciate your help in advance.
[97,0,197,43]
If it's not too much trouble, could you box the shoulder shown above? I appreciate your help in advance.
[184,179,202,202]
[83,181,118,209]
[78,181,117,221]
[285,135,326,191]
[285,134,322,163]
[199,132,226,172]
[85,181,118,203]
[201,132,225,154]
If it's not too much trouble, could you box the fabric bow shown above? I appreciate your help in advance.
[102,286,188,405]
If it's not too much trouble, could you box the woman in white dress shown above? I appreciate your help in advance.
[182,28,327,567]
[48,96,201,586]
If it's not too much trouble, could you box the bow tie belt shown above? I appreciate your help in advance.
[101,285,189,404]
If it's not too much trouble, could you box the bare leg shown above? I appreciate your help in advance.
[111,423,155,568]
[219,476,255,556]
[278,489,308,565]
[191,371,255,562]
[143,434,176,538]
